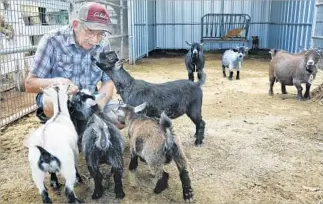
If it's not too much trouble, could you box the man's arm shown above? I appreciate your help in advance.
[25,34,77,94]
[97,80,115,106]
[25,73,76,93]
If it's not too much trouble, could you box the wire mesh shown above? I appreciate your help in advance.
[0,0,128,127]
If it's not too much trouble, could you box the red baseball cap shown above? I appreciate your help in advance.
[78,2,110,31]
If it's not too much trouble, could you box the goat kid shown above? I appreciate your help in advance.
[222,46,249,80]
[69,89,126,199]
[25,83,82,203]
[185,41,206,85]
[269,48,322,100]
[95,50,206,145]
[114,102,194,202]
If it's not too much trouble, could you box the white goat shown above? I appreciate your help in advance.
[222,46,249,80]
[25,82,82,203]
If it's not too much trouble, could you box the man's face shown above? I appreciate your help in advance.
[73,20,107,50]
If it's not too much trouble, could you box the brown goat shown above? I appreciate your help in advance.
[268,48,322,100]
[114,102,193,202]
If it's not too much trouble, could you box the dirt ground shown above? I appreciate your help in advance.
[1,53,323,204]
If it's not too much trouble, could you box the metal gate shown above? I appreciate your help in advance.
[0,0,128,128]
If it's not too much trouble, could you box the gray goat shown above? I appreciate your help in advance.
[69,89,126,200]
[95,51,206,145]
[269,48,322,100]
[114,102,193,202]
[184,41,206,85]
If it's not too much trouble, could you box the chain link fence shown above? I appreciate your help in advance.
[0,0,128,127]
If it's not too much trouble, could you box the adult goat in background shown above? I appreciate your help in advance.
[268,48,322,100]
[95,51,206,145]
[185,41,206,86]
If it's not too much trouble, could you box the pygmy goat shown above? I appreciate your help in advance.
[222,46,249,80]
[269,48,322,100]
[184,41,206,85]
[95,50,206,145]
[114,102,194,202]
[25,83,82,203]
[69,89,126,199]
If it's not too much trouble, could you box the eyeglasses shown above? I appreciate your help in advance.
[81,23,108,39]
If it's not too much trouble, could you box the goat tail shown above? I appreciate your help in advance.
[197,72,207,87]
[36,145,61,172]
[160,111,175,151]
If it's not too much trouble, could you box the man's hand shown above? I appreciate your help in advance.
[53,77,79,94]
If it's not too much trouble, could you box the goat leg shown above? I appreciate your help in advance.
[41,187,52,203]
[304,82,311,100]
[222,65,227,77]
[294,81,304,101]
[50,173,61,194]
[87,164,104,199]
[188,72,194,82]
[112,167,126,199]
[129,155,138,171]
[236,71,240,80]
[269,76,276,96]
[281,83,288,94]
[171,143,194,201]
[180,169,194,202]
[228,71,233,80]
[195,120,205,145]
[153,167,169,194]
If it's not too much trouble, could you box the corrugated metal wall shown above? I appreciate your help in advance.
[269,0,315,53]
[312,1,323,48]
[129,0,316,63]
[155,0,271,50]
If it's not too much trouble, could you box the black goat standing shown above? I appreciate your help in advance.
[184,41,206,86]
[95,51,206,145]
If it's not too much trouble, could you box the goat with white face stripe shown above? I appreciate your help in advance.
[222,46,249,80]
[185,41,206,86]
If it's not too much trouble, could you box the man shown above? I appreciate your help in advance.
[24,2,124,129]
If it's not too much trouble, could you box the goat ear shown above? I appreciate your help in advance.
[185,41,192,46]
[245,47,249,51]
[86,98,97,107]
[235,45,240,49]
[134,102,147,113]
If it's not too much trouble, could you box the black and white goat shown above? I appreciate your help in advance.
[25,83,82,203]
[184,41,206,85]
[222,46,249,80]
[69,89,126,200]
[114,102,194,202]
[95,51,206,145]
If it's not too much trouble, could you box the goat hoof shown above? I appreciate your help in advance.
[236,77,240,80]
[42,197,52,203]
[183,186,194,202]
[194,139,203,146]
[91,188,103,199]
[154,172,169,194]
[75,198,84,203]
[296,96,304,101]
[228,77,233,81]
[115,190,125,199]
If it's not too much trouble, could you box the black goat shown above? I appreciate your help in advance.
[95,51,206,145]
[184,41,206,85]
[69,89,126,200]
